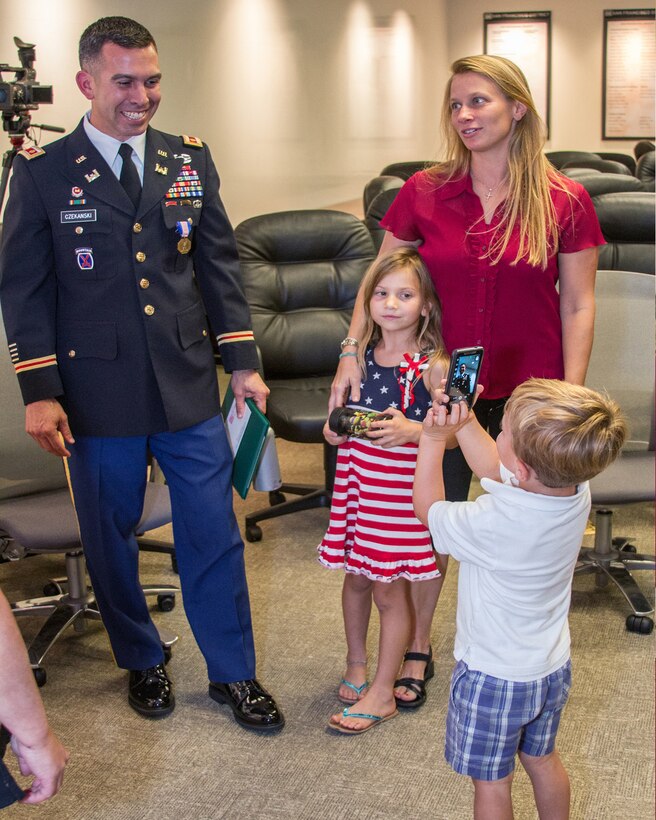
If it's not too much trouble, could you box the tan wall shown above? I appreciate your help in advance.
[446,0,651,155]
[0,0,651,224]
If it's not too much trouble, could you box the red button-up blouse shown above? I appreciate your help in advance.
[381,172,605,399]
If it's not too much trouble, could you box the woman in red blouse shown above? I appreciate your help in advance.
[330,55,604,709]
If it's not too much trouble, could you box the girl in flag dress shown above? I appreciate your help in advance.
[319,248,452,734]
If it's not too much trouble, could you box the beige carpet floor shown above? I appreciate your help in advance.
[1,434,653,820]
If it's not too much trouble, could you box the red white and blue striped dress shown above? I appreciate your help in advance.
[318,349,440,582]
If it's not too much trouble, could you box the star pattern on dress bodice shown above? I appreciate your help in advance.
[349,350,433,419]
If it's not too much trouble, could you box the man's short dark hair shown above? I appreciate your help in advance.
[79,17,156,69]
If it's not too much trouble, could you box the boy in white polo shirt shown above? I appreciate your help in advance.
[413,378,627,820]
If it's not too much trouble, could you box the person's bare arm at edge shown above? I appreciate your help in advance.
[328,231,420,411]
[559,246,597,385]
[25,399,75,458]
[0,591,69,804]
[230,369,270,416]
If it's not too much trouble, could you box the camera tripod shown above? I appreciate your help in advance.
[0,113,64,214]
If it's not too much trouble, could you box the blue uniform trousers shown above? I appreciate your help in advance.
[66,415,256,682]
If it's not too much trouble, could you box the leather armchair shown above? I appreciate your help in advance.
[635,151,655,192]
[597,152,636,174]
[562,158,633,176]
[379,161,434,180]
[545,150,601,169]
[560,169,644,196]
[592,192,655,274]
[234,210,375,542]
[363,175,403,216]
[364,186,403,251]
[634,140,655,160]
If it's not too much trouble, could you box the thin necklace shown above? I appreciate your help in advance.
[471,174,507,202]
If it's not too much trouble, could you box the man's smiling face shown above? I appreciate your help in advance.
[76,42,161,141]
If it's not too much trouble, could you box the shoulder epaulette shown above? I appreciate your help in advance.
[181,135,203,148]
[18,145,46,160]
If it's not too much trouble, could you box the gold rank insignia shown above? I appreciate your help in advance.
[18,145,46,160]
[182,135,203,148]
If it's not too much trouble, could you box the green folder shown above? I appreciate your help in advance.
[221,385,270,499]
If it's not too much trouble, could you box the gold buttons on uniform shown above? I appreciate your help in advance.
[202,329,208,336]
[68,350,76,358]
[139,278,150,289]
[144,305,155,316]
[75,226,83,235]
[136,251,146,262]
[133,223,142,233]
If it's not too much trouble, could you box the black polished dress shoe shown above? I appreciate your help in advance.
[128,664,175,718]
[208,679,284,731]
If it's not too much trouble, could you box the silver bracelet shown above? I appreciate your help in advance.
[340,337,359,350]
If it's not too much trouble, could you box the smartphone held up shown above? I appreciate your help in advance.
[444,347,484,411]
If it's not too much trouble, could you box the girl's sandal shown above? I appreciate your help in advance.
[338,659,369,704]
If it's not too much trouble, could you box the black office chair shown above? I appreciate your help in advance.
[634,140,655,160]
[597,152,636,175]
[592,192,655,274]
[364,186,403,251]
[562,158,633,176]
[574,270,655,634]
[635,151,655,192]
[560,169,644,197]
[379,161,434,180]
[545,150,601,169]
[0,323,178,684]
[234,210,375,542]
[362,175,403,216]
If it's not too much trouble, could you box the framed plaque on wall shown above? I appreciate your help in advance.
[484,11,551,134]
[603,9,655,140]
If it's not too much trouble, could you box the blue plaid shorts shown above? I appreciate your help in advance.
[445,659,572,781]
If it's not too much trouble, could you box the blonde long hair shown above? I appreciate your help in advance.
[358,248,448,376]
[429,54,573,270]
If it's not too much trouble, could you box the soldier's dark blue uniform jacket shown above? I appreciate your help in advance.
[0,119,259,437]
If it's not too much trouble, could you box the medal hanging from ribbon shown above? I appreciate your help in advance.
[397,352,429,411]
[176,219,192,254]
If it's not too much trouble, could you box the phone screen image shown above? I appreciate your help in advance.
[446,347,484,408]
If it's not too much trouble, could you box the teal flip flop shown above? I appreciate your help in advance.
[338,678,369,704]
[328,707,398,734]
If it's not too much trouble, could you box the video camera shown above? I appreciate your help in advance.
[0,36,53,135]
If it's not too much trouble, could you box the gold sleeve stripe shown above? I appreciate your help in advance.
[217,331,255,345]
[14,355,57,373]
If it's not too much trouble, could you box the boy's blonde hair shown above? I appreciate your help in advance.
[503,379,628,488]
[358,247,448,374]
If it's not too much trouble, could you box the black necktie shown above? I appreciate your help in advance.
[118,143,141,209]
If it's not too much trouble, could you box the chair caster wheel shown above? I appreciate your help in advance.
[269,491,286,506]
[246,524,262,543]
[626,614,653,634]
[620,544,637,554]
[157,594,176,612]
[170,552,179,574]
[43,582,62,596]
[162,645,173,665]
[33,667,47,687]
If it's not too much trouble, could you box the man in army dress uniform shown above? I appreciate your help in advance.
[0,16,284,730]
